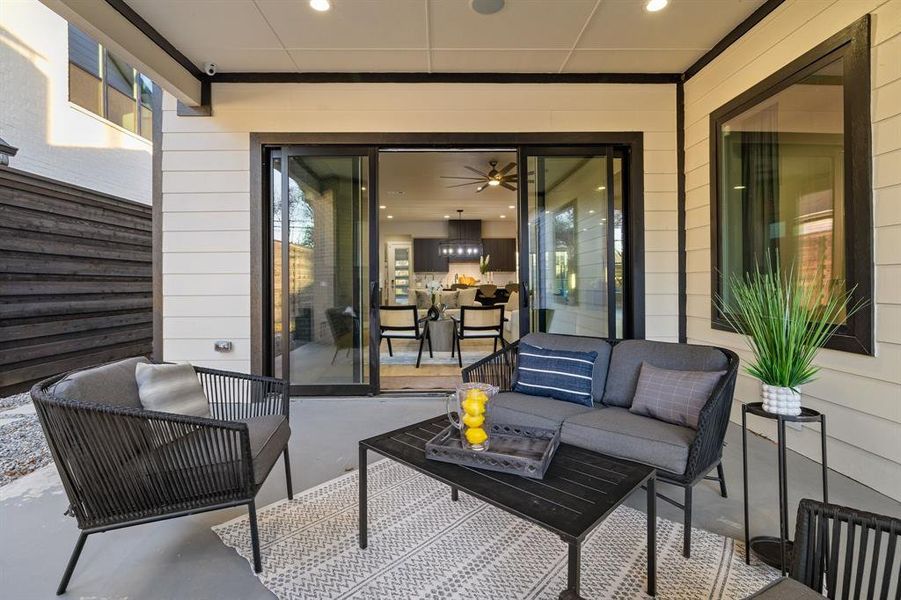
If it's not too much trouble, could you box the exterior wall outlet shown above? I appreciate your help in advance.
[214,340,233,352]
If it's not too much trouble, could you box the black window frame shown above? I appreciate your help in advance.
[709,15,873,355]
[67,24,154,141]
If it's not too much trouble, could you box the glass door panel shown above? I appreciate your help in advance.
[271,149,374,394]
[523,149,627,339]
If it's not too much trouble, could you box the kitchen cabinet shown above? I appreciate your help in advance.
[413,238,449,272]
[481,238,517,271]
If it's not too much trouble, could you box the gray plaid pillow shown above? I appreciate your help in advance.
[629,362,725,429]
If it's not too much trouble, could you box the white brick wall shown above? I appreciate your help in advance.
[0,0,151,204]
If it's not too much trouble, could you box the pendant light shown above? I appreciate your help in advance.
[438,209,482,258]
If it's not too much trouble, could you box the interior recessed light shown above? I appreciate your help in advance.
[500,214,506,218]
[443,215,451,219]
[589,209,596,215]
[310,0,330,11]
[508,205,515,209]
[733,185,747,190]
[379,205,386,209]
[645,0,667,12]
[596,186,606,191]
[387,215,394,219]
[361,186,366,191]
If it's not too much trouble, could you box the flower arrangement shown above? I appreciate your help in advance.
[425,280,442,305]
[479,254,491,275]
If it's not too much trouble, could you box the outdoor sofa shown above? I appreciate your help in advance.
[462,332,739,558]
[31,357,291,595]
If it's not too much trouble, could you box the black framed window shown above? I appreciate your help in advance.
[710,15,872,354]
[67,25,154,140]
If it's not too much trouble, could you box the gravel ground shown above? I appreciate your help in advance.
[0,393,52,487]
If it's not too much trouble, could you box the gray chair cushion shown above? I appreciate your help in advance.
[239,414,291,485]
[742,577,823,599]
[560,407,696,475]
[487,391,595,430]
[630,362,726,429]
[135,362,210,417]
[520,333,612,404]
[603,340,728,408]
[52,356,150,409]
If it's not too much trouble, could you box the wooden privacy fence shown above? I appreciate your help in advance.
[0,167,153,395]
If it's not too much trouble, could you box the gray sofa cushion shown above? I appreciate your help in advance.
[239,414,291,485]
[520,333,612,404]
[488,391,595,430]
[630,363,726,429]
[742,577,823,599]
[603,340,728,408]
[52,356,150,409]
[560,407,696,475]
[135,362,210,417]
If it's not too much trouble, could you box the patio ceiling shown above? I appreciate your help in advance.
[121,0,767,74]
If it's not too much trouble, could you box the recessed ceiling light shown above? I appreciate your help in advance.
[589,209,596,214]
[645,0,667,12]
[361,186,366,191]
[596,186,606,191]
[471,0,505,15]
[500,214,506,218]
[387,215,394,219]
[310,0,330,11]
[379,205,387,209]
[508,205,515,209]
[443,215,451,219]
[733,185,747,190]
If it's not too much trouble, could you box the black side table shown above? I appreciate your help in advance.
[742,401,828,575]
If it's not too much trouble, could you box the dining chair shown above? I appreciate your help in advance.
[451,305,506,367]
[379,305,432,368]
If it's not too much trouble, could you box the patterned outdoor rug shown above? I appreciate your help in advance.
[213,460,777,599]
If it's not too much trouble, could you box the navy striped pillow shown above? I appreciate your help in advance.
[513,343,597,407]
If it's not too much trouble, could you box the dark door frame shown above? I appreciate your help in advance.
[250,132,645,395]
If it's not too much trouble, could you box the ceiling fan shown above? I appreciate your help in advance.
[440,159,518,192]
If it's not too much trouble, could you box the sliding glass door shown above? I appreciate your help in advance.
[519,147,630,340]
[270,147,377,395]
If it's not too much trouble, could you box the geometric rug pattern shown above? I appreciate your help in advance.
[213,460,778,599]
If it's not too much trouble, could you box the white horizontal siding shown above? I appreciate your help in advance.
[682,0,901,499]
[162,82,680,371]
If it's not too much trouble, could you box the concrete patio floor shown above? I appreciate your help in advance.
[2,396,899,600]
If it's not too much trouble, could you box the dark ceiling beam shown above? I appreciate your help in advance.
[213,72,682,84]
[682,0,786,82]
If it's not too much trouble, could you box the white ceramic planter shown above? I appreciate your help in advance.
[761,383,802,416]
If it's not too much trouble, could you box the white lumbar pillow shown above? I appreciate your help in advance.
[135,362,210,417]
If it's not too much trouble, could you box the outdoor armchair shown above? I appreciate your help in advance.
[745,498,901,599]
[31,359,292,595]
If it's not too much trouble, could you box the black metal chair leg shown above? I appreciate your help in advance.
[416,334,425,368]
[494,338,498,352]
[57,532,88,595]
[386,338,393,357]
[283,448,294,500]
[683,486,692,558]
[457,334,463,368]
[331,348,339,364]
[248,501,262,573]
[427,327,433,357]
[717,463,727,498]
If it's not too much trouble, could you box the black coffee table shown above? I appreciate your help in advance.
[358,416,657,599]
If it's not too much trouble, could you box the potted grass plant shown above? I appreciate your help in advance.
[716,257,864,416]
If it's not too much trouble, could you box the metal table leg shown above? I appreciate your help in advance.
[558,540,582,600]
[451,486,459,502]
[647,475,657,597]
[776,417,788,575]
[359,445,368,549]
[742,405,750,565]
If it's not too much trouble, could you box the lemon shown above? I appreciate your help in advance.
[462,413,485,428]
[461,398,486,416]
[466,389,488,403]
[464,427,488,445]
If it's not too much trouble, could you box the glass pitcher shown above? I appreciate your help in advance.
[446,382,499,452]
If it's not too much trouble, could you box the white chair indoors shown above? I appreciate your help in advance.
[379,305,432,368]
[451,305,507,367]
